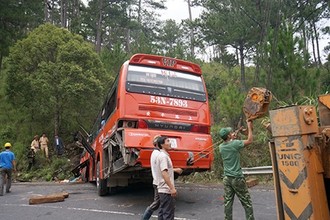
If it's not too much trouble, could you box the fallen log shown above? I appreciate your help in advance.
[246,178,259,188]
[29,192,69,205]
[49,191,69,198]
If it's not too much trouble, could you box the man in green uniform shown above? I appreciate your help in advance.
[219,120,254,220]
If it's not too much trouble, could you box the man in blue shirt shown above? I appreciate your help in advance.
[0,142,16,195]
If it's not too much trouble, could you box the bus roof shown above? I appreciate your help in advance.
[128,53,202,75]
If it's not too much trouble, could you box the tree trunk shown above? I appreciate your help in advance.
[126,8,131,53]
[50,0,55,24]
[187,0,194,57]
[95,0,103,53]
[311,29,317,65]
[61,0,67,28]
[302,21,309,64]
[0,54,2,72]
[44,0,49,22]
[239,43,246,91]
[137,0,142,24]
[54,96,60,138]
[267,6,281,91]
[313,21,322,65]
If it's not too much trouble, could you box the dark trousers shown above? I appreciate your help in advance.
[28,158,35,170]
[149,184,160,210]
[141,184,160,220]
[0,168,12,195]
[158,193,175,220]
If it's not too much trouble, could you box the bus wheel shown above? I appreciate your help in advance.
[96,161,108,196]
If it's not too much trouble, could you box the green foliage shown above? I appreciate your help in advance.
[157,19,188,59]
[100,44,129,75]
[217,84,245,128]
[17,154,74,182]
[0,0,43,65]
[4,23,109,139]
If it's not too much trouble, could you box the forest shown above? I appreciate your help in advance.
[0,0,329,180]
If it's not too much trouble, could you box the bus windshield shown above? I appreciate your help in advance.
[126,65,207,102]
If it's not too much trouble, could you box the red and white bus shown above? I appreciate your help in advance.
[79,54,213,195]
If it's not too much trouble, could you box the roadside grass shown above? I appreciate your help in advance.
[16,152,76,182]
[178,171,274,187]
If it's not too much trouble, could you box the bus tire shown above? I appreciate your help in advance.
[96,161,108,196]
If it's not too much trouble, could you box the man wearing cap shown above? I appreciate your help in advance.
[31,135,40,152]
[219,120,254,220]
[0,142,16,195]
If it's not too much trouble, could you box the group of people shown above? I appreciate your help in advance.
[142,119,255,220]
[27,133,65,169]
[30,133,65,157]
[0,120,255,217]
[0,132,66,195]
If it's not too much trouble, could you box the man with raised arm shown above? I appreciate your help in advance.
[219,120,255,220]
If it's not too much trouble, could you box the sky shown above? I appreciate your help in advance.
[82,0,329,62]
[161,0,203,21]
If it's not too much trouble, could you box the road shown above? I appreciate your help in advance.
[0,181,277,220]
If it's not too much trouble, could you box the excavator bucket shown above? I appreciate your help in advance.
[318,94,330,127]
[243,87,272,120]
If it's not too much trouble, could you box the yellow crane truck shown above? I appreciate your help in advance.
[244,88,330,219]
[243,88,330,220]
[267,94,330,220]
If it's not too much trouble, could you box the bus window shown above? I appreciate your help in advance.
[126,65,207,102]
[104,88,117,120]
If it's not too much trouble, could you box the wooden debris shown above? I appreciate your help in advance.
[246,178,259,188]
[49,191,69,198]
[29,192,69,205]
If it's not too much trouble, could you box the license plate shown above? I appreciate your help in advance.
[168,138,177,149]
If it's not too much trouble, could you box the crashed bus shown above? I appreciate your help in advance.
[77,54,213,195]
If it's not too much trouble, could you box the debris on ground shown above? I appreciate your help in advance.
[246,178,259,188]
[54,175,83,183]
[29,192,69,205]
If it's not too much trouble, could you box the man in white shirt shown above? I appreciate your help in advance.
[156,136,182,220]
[142,135,161,220]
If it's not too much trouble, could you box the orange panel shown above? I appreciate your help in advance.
[270,106,329,220]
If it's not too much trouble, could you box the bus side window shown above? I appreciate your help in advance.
[104,88,117,121]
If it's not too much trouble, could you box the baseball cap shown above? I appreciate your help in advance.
[219,127,232,140]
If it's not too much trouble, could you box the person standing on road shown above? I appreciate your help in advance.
[141,135,161,220]
[39,133,49,159]
[0,142,16,195]
[142,135,184,220]
[155,136,182,220]
[219,120,255,220]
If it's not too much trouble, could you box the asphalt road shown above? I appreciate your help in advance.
[0,181,277,220]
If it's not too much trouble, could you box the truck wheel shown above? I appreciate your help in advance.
[96,161,108,196]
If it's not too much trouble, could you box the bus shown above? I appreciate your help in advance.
[78,54,213,196]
